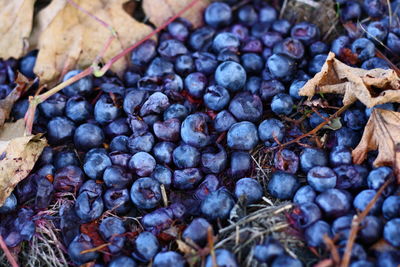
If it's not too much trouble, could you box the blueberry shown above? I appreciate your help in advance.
[229,92,263,122]
[341,1,362,21]
[153,251,186,267]
[272,19,292,35]
[108,256,137,267]
[387,32,400,54]
[201,145,227,174]
[234,178,263,204]
[268,171,300,200]
[123,90,148,115]
[383,218,400,247]
[294,202,322,228]
[128,132,155,153]
[331,35,350,55]
[273,38,305,59]
[238,5,258,26]
[382,195,400,219]
[184,72,207,99]
[68,234,99,265]
[201,188,234,220]
[65,96,92,122]
[152,165,172,188]
[204,2,232,28]
[181,113,211,148]
[168,21,189,41]
[259,79,286,100]
[365,103,394,117]
[213,110,237,132]
[103,165,133,189]
[334,127,361,148]
[288,80,306,100]
[309,54,328,75]
[267,54,296,79]
[205,249,238,267]
[377,251,400,267]
[75,191,104,223]
[332,215,353,240]
[123,70,141,87]
[39,93,67,118]
[227,121,259,150]
[132,232,159,262]
[189,26,216,51]
[153,142,176,164]
[74,123,105,151]
[307,166,337,192]
[173,168,203,190]
[353,189,383,215]
[0,193,17,214]
[366,21,388,42]
[358,215,382,245]
[37,164,55,178]
[130,177,161,209]
[262,32,283,48]
[103,188,130,214]
[54,150,79,169]
[253,237,285,263]
[146,57,174,76]
[259,119,285,144]
[131,39,157,66]
[309,41,329,56]
[293,185,316,204]
[83,151,112,179]
[158,39,188,59]
[271,93,293,115]
[163,104,189,121]
[129,152,156,177]
[316,188,352,218]
[153,118,181,142]
[351,38,375,61]
[53,165,84,192]
[363,0,384,18]
[361,57,390,69]
[215,61,247,92]
[241,53,264,73]
[204,85,230,111]
[338,241,367,262]
[141,208,173,233]
[291,22,320,45]
[259,5,278,23]
[195,174,220,200]
[304,220,332,248]
[62,70,93,96]
[309,111,329,128]
[140,92,170,117]
[272,255,303,267]
[182,218,211,247]
[330,145,352,166]
[212,32,240,52]
[175,54,195,75]
[334,165,365,190]
[367,166,394,196]
[350,260,374,267]
[47,117,76,145]
[99,217,126,253]
[300,148,328,172]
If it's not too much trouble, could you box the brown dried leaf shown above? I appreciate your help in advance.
[142,0,209,28]
[0,0,35,59]
[299,52,400,108]
[32,0,154,84]
[0,72,34,127]
[352,109,400,175]
[0,119,47,205]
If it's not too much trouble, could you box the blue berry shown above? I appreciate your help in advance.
[181,113,211,148]
[215,61,247,92]
[384,218,400,247]
[204,85,230,111]
[62,70,93,96]
[68,234,99,265]
[271,93,293,115]
[258,118,285,144]
[268,171,300,200]
[267,54,296,79]
[47,117,75,145]
[229,92,263,122]
[204,2,232,28]
[132,231,159,262]
[307,166,337,192]
[201,188,235,220]
[205,249,238,267]
[304,220,332,248]
[153,251,186,267]
[353,189,383,215]
[352,38,375,61]
[293,185,317,204]
[234,178,263,204]
[182,218,211,247]
[227,121,259,150]
[300,148,328,172]
[316,188,352,218]
[272,255,303,267]
[130,177,161,209]
[382,195,400,219]
[213,110,237,132]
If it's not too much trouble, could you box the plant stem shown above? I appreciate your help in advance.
[0,235,19,267]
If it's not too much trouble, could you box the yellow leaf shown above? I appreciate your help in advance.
[0,0,35,59]
[32,0,154,84]
[299,52,400,108]
[142,0,209,28]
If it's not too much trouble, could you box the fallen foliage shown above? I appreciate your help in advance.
[299,52,400,108]
[0,0,35,60]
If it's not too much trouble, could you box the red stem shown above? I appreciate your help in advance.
[0,235,19,267]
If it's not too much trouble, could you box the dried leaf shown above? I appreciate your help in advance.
[322,117,342,130]
[352,109,400,175]
[299,52,400,108]
[176,239,196,255]
[0,119,47,205]
[0,0,35,59]
[32,0,154,84]
[142,0,209,28]
[0,72,34,127]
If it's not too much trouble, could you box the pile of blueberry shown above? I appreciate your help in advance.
[1,0,400,266]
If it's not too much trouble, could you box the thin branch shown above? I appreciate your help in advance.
[0,235,19,267]
[340,178,393,267]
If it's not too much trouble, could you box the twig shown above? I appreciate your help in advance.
[340,178,393,267]
[323,235,340,266]
[265,104,351,152]
[0,235,19,267]
[207,227,217,267]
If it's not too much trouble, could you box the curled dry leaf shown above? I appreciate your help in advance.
[352,109,400,182]
[32,0,154,84]
[0,0,35,59]
[0,72,35,127]
[0,119,47,205]
[142,0,209,28]
[299,52,400,108]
